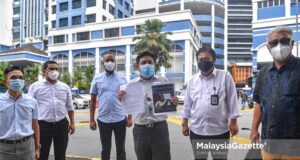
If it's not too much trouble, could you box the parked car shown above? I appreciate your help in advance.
[72,94,89,109]
[176,90,185,104]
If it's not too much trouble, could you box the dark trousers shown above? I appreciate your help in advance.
[97,118,127,160]
[39,118,69,160]
[190,130,230,160]
[133,121,171,160]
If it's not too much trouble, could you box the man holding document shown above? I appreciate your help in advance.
[119,51,179,160]
[89,53,132,160]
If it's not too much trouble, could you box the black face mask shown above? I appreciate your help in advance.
[198,61,214,72]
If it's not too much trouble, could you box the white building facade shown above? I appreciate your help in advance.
[48,10,201,89]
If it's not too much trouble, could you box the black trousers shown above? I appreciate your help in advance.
[39,118,69,160]
[133,121,171,160]
[190,130,230,160]
[97,118,127,160]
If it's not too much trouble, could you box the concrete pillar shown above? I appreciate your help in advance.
[184,40,191,84]
[125,45,131,81]
[68,50,73,75]
[95,47,100,74]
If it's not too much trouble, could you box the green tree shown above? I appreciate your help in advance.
[133,19,173,71]
[24,63,41,85]
[73,68,85,89]
[59,71,72,86]
[84,65,95,89]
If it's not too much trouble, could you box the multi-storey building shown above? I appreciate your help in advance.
[252,0,299,73]
[48,10,201,89]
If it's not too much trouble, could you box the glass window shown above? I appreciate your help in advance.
[105,28,119,38]
[72,0,81,9]
[125,2,129,11]
[87,0,96,7]
[274,0,279,5]
[59,18,68,27]
[77,32,90,41]
[52,5,56,14]
[60,2,68,11]
[280,0,284,5]
[103,0,107,9]
[109,4,115,15]
[118,10,123,18]
[13,7,20,15]
[102,16,107,21]
[85,14,96,23]
[45,12,49,21]
[263,1,267,7]
[72,15,81,25]
[268,0,273,7]
[53,35,65,44]
[13,19,20,27]
[13,32,20,40]
[52,20,56,28]
[118,0,123,5]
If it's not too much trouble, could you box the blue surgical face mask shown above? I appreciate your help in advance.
[140,64,155,79]
[9,79,25,92]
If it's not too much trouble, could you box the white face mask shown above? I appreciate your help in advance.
[270,43,291,61]
[104,61,115,71]
[48,70,60,80]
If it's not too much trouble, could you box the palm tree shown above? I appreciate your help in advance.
[133,19,173,71]
[0,62,10,89]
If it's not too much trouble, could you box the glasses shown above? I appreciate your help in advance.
[268,38,291,48]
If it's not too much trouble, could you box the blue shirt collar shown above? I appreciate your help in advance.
[5,91,23,101]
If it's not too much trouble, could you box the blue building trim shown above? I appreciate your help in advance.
[73,48,96,57]
[159,0,180,6]
[257,6,285,20]
[199,26,212,32]
[0,45,10,52]
[121,26,135,36]
[290,3,300,16]
[215,27,224,35]
[173,40,185,50]
[215,38,224,45]
[215,59,224,66]
[51,51,69,58]
[100,46,126,55]
[91,30,103,39]
[252,51,257,73]
[0,53,49,62]
[214,48,224,55]
[162,20,193,32]
[202,37,212,43]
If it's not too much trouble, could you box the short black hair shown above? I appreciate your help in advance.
[196,46,216,60]
[136,51,156,64]
[43,60,58,70]
[4,66,24,79]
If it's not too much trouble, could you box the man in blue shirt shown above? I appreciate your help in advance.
[0,66,40,160]
[251,26,300,159]
[89,53,131,160]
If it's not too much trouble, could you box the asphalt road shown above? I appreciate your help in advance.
[48,105,255,160]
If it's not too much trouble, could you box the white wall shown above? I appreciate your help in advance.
[134,0,157,12]
[0,0,13,46]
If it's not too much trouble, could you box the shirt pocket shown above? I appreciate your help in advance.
[283,79,300,97]
[19,105,33,125]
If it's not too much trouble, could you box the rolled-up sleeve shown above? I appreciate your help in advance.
[32,100,39,120]
[182,81,192,119]
[90,77,98,95]
[66,87,74,111]
[225,72,240,119]
[253,72,261,103]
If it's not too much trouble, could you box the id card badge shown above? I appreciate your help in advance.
[211,95,219,105]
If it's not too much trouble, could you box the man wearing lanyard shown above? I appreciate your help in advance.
[89,53,131,160]
[28,60,75,160]
[182,46,240,160]
[119,51,179,160]
[0,66,40,160]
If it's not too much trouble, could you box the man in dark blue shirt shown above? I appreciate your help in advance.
[251,26,300,159]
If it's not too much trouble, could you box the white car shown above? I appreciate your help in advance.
[72,94,89,109]
[176,90,185,104]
